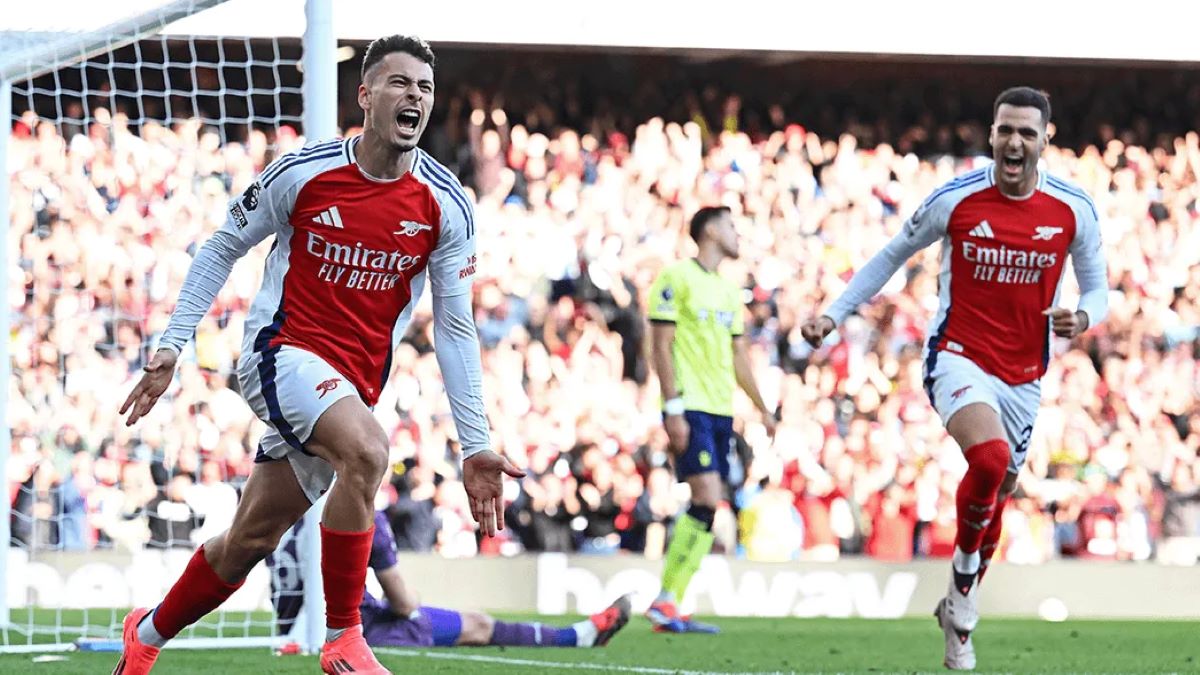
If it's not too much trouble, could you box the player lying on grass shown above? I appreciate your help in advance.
[271,511,631,649]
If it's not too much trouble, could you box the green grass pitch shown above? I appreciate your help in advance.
[2,610,1197,673]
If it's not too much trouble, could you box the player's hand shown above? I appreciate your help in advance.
[462,450,526,538]
[1043,307,1089,338]
[119,348,178,426]
[800,315,835,348]
[761,409,778,438]
[664,414,690,455]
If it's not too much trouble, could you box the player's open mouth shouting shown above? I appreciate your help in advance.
[396,108,421,139]
[1000,152,1024,178]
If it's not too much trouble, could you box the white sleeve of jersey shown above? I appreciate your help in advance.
[426,185,489,458]
[824,190,951,326]
[156,155,297,353]
[1068,198,1109,327]
[432,292,491,458]
[427,190,476,297]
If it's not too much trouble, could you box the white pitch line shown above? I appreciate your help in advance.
[376,648,793,675]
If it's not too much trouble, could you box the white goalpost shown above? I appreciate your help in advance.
[0,0,332,655]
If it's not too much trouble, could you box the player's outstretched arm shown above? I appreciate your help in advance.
[425,179,527,536]
[820,224,938,331]
[431,291,525,537]
[154,229,257,350]
[126,160,295,425]
[812,188,953,345]
[121,227,259,425]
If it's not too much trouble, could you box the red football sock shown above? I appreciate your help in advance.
[977,491,1011,582]
[321,524,374,629]
[152,546,244,639]
[954,439,1009,554]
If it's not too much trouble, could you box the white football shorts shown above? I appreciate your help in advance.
[237,345,358,503]
[924,350,1041,474]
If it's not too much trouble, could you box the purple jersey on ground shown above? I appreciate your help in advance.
[270,511,573,648]
[270,509,465,648]
[361,511,462,647]
[361,511,398,615]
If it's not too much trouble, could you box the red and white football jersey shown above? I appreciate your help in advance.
[224,136,476,405]
[828,166,1107,386]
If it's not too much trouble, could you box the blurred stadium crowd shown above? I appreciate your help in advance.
[8,59,1200,567]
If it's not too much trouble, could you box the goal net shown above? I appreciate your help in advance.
[2,0,326,655]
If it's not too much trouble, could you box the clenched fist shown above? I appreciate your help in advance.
[800,315,836,349]
[1043,307,1089,338]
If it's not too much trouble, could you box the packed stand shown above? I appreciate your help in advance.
[9,69,1200,567]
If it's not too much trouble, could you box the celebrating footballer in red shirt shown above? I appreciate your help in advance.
[802,87,1108,671]
[116,35,523,675]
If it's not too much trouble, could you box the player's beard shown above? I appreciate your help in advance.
[1021,153,1039,183]
[375,129,417,157]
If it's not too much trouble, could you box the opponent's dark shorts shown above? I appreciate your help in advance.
[671,410,733,481]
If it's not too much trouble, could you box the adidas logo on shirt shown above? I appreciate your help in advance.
[968,220,995,238]
[312,206,345,228]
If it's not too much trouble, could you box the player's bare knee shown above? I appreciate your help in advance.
[334,431,389,486]
[946,402,1006,449]
[460,612,493,645]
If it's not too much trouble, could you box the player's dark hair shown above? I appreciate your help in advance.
[993,86,1051,126]
[361,35,436,82]
[689,206,731,243]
